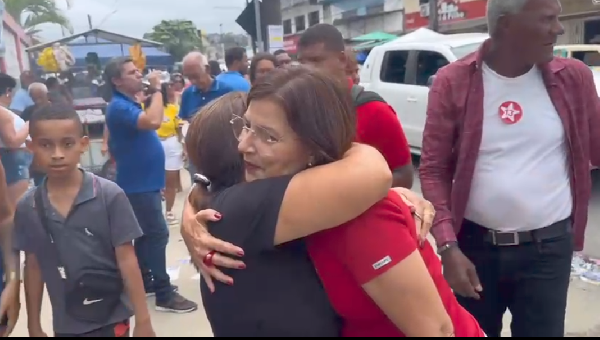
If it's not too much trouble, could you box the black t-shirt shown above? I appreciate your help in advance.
[201,176,340,337]
[21,104,38,122]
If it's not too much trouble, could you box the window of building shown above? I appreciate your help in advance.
[308,11,320,27]
[414,50,449,86]
[309,0,318,4]
[380,50,409,84]
[283,19,293,35]
[295,15,306,32]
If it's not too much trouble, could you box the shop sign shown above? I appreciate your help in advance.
[405,0,486,30]
[284,34,300,54]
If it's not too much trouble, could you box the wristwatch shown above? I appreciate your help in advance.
[437,242,458,256]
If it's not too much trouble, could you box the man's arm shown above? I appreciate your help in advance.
[107,187,151,328]
[419,69,458,247]
[581,66,600,167]
[24,253,45,335]
[359,102,414,189]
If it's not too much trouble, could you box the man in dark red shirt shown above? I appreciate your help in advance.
[420,0,600,337]
[296,24,413,189]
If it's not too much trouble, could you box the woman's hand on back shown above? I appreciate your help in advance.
[391,188,435,246]
[180,201,246,292]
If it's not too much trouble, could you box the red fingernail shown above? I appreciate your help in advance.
[239,264,246,269]
[237,251,245,257]
[227,279,234,286]
[215,213,222,219]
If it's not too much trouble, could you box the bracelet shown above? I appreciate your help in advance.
[437,242,458,256]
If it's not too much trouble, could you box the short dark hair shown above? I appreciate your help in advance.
[103,56,134,88]
[0,73,17,96]
[273,49,287,56]
[249,66,355,166]
[208,60,222,77]
[45,77,59,88]
[29,103,83,137]
[298,24,345,53]
[225,47,247,68]
[249,53,277,83]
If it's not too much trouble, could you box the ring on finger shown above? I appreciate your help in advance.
[203,250,217,267]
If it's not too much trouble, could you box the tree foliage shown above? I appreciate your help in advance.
[143,20,203,61]
[4,0,73,37]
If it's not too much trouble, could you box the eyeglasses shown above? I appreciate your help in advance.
[230,115,281,144]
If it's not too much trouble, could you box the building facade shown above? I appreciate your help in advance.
[281,0,323,54]
[320,0,404,39]
[1,3,31,80]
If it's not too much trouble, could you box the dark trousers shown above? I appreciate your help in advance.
[456,219,573,337]
[56,320,130,337]
[126,191,172,303]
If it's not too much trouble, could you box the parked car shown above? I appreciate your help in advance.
[361,29,600,154]
[553,44,600,70]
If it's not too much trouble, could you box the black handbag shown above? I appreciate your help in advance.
[34,187,124,324]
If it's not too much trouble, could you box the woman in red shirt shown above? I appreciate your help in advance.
[307,192,484,337]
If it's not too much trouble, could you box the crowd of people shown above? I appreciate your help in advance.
[0,0,597,337]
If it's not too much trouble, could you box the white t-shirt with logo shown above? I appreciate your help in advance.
[463,63,572,232]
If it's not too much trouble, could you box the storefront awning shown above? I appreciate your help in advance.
[349,31,397,43]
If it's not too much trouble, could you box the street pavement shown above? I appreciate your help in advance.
[9,168,600,337]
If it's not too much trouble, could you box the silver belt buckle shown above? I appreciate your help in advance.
[492,232,520,246]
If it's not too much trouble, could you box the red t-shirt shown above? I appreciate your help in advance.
[352,80,411,170]
[307,192,484,337]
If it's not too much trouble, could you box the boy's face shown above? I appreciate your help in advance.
[28,119,88,178]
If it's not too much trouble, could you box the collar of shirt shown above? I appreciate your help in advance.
[112,91,142,109]
[39,170,98,209]
[192,78,221,94]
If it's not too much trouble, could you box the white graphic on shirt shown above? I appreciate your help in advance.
[83,298,103,305]
[84,228,94,237]
[498,101,523,124]
[372,256,392,270]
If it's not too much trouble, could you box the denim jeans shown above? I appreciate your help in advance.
[126,191,172,303]
[456,219,573,337]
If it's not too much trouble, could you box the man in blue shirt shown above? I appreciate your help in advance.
[9,71,35,115]
[215,47,250,92]
[180,52,235,179]
[180,52,234,121]
[104,57,197,314]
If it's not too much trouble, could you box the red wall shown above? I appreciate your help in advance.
[1,11,32,73]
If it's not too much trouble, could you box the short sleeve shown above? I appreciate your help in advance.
[13,196,35,253]
[108,102,142,130]
[331,195,418,285]
[209,175,293,253]
[179,89,193,120]
[358,102,411,169]
[105,183,143,246]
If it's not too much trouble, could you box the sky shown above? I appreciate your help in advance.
[38,0,247,40]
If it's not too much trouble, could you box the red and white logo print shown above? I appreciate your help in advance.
[498,101,523,125]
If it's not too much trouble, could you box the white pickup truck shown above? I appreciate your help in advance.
[360,29,600,154]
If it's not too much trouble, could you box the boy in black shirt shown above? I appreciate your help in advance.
[14,104,155,337]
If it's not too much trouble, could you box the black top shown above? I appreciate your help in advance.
[201,176,340,337]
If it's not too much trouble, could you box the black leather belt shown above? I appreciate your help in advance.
[482,219,571,247]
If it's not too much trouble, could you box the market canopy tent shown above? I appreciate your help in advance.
[349,31,397,51]
[26,28,163,52]
[66,38,174,67]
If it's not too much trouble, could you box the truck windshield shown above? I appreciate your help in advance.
[451,42,484,59]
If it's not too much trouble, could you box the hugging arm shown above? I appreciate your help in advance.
[334,198,454,337]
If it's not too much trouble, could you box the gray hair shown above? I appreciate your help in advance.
[487,0,529,35]
[103,56,134,88]
[28,82,47,94]
[182,51,208,68]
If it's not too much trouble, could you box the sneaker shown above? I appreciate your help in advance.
[146,284,179,298]
[155,293,198,314]
[166,212,179,225]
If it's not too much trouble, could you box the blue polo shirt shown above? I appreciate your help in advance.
[179,79,234,120]
[216,71,250,92]
[105,92,165,194]
[9,88,34,112]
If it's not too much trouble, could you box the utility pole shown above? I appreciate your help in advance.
[428,0,439,32]
[254,0,264,52]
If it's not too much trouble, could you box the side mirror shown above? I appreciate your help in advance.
[427,75,436,87]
